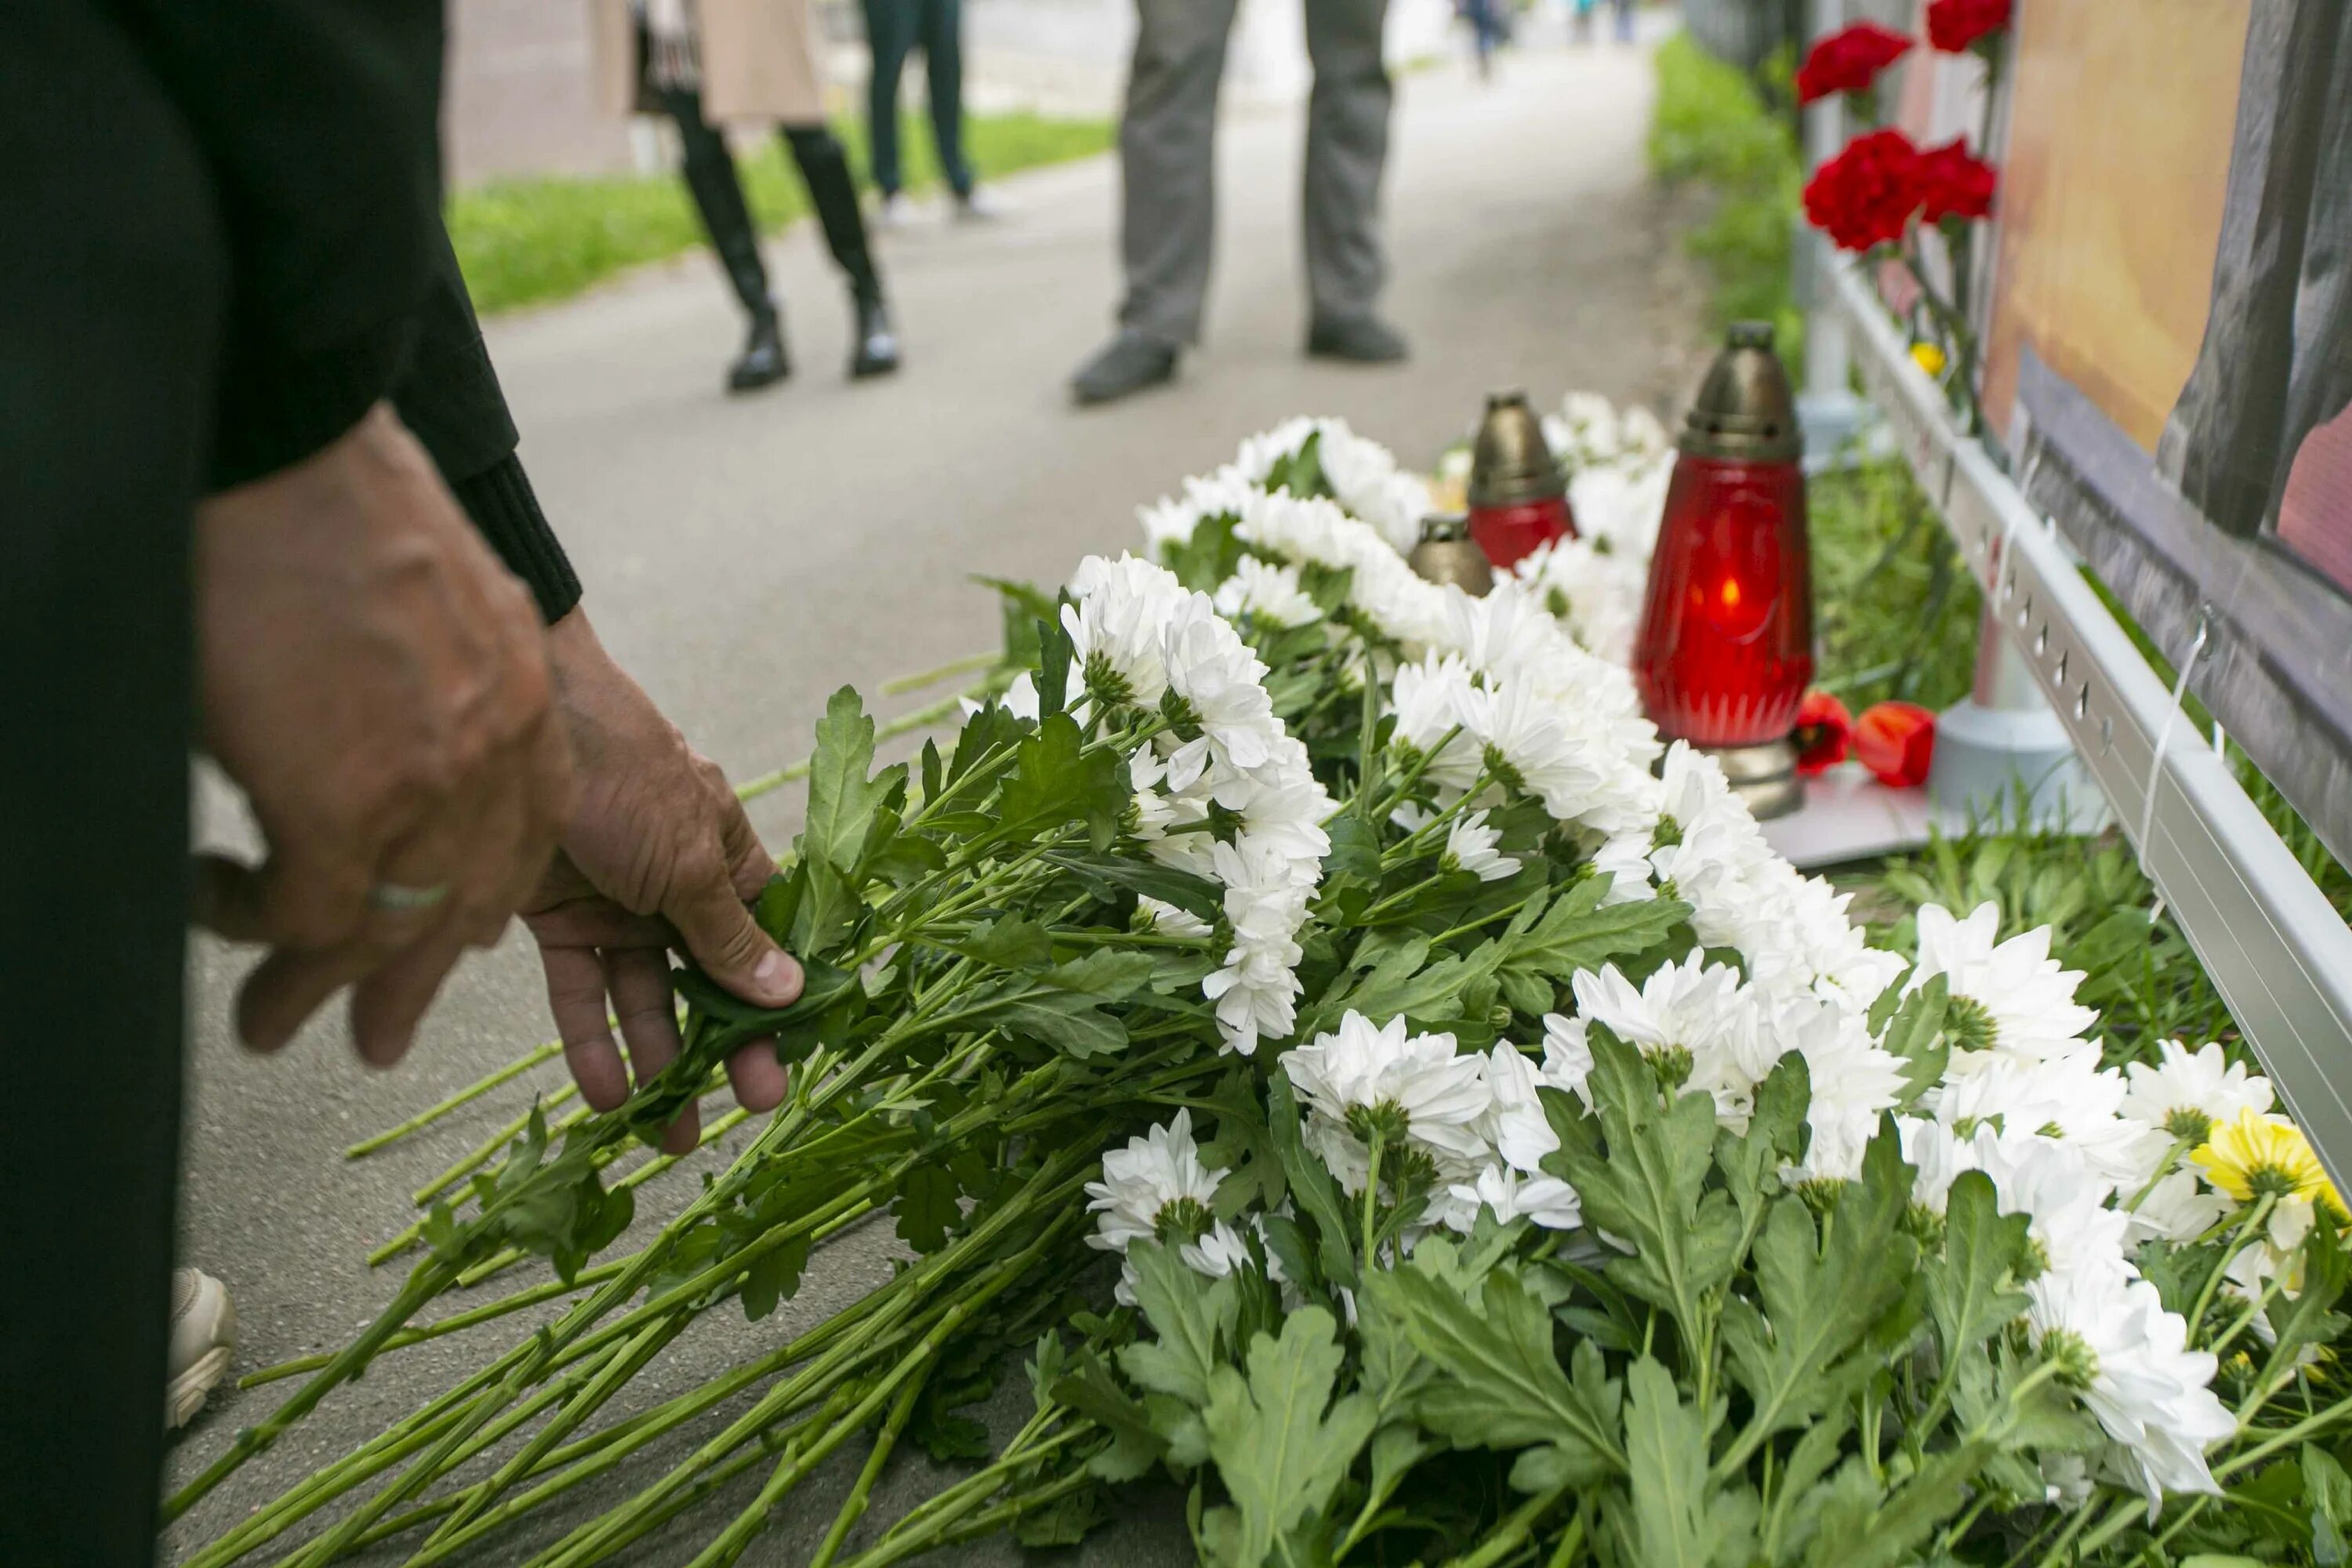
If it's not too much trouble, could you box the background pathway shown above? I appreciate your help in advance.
[169,28,1703,1563]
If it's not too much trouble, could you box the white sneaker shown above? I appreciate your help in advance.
[954,187,1004,223]
[874,194,910,230]
[166,1268,236,1429]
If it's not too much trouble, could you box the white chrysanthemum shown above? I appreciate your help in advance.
[1136,896,1214,941]
[1570,953,1777,1127]
[1779,996,1907,1184]
[1387,654,1485,796]
[1065,554,1185,709]
[1513,536,1646,664]
[1897,1115,1978,1215]
[1588,830,1659,906]
[961,669,1042,724]
[2026,1270,2234,1503]
[1213,556,1323,628]
[1968,1128,2132,1290]
[1443,811,1521,883]
[1283,1012,1495,1170]
[1138,466,1259,557]
[1158,597,1277,790]
[2122,1040,2276,1145]
[1910,902,2099,1065]
[1085,1109,1222,1256]
[1202,837,1310,1054]
[1539,1011,1598,1110]
[1479,1043,1563,1174]
[1465,680,1611,822]
[1927,1044,2165,1190]
[1446,586,1570,690]
[1449,1163,1584,1232]
[1235,734,1334,868]
[2127,1170,2231,1247]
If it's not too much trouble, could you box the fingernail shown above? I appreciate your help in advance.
[755,949,803,1001]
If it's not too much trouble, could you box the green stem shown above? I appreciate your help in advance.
[343,1040,564,1159]
[1361,1133,1385,1265]
[1436,1484,1567,1568]
[2188,1193,2275,1341]
[881,650,1000,695]
[735,688,990,802]
[806,1363,928,1568]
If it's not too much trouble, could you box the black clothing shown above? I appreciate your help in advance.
[862,0,973,198]
[2,5,575,1559]
[658,86,887,317]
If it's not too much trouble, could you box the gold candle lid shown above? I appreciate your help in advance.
[1677,321,1802,463]
[1467,391,1566,508]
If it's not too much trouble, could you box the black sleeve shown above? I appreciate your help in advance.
[106,1,448,488]
[395,227,584,624]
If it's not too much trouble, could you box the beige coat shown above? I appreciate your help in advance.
[590,0,826,125]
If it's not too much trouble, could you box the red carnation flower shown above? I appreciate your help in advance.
[1854,702,1937,788]
[1926,0,2012,53]
[1795,22,1915,105]
[1802,130,1926,252]
[1791,691,1854,776]
[1917,139,1997,223]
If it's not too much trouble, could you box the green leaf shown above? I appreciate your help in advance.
[895,1166,961,1253]
[944,915,1055,971]
[1305,937,1509,1038]
[1200,1308,1378,1568]
[1042,849,1224,919]
[1618,1356,1736,1568]
[1266,1071,1357,1294]
[1119,1243,1239,1409]
[1802,1443,1991,1568]
[1879,975,1951,1105]
[802,687,893,876]
[1499,879,1691,988]
[1368,1258,1622,1477]
[1323,815,1384,886]
[1719,1131,1918,1461]
[2307,1446,2352,1565]
[1548,1026,1742,1333]
[1717,1052,1809,1226]
[2262,1218,2351,1389]
[1013,1485,1104,1547]
[1053,1348,1166,1483]
[739,1232,811,1321]
[1000,711,1127,849]
[1922,1169,2031,1358]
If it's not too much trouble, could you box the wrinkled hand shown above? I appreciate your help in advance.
[194,404,573,1065]
[524,609,802,1152]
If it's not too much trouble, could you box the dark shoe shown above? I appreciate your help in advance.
[728,311,789,394]
[1306,314,1410,365]
[1070,330,1179,406]
[851,294,900,379]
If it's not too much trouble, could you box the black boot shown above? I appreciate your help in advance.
[666,89,789,392]
[785,126,900,378]
[851,291,900,379]
[730,309,790,393]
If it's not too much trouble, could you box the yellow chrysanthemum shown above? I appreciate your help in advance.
[2192,1109,2347,1214]
[1910,341,1949,377]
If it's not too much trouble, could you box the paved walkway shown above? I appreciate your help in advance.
[169,31,1700,1564]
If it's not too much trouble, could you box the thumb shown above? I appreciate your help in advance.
[670,868,804,1009]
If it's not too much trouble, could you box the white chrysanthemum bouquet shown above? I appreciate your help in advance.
[177,413,2352,1568]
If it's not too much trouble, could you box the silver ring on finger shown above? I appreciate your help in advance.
[368,881,452,913]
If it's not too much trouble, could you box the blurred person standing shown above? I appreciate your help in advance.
[862,0,993,226]
[592,0,899,390]
[1069,0,1410,406]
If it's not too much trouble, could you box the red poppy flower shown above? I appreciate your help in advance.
[1917,139,1998,223]
[1802,129,1926,252]
[1926,0,2012,54]
[1791,691,1854,776]
[1795,22,1915,105]
[1854,702,1937,788]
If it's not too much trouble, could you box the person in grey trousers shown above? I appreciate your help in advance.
[1070,0,1409,405]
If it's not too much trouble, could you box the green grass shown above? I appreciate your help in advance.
[447,111,1113,316]
[1647,31,1805,365]
[1809,459,1981,712]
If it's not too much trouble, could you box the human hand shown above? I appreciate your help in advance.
[523,609,801,1152]
[194,403,573,1065]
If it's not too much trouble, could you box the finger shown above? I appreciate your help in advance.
[724,1040,789,1115]
[606,946,695,1153]
[197,842,375,952]
[542,944,630,1111]
[236,945,382,1054]
[666,857,803,1011]
[711,777,777,903]
[347,929,469,1068]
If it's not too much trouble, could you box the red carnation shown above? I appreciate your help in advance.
[1795,22,1915,105]
[1917,139,1997,223]
[1854,702,1937,788]
[1802,129,1926,252]
[1791,691,1854,776]
[1926,0,2012,53]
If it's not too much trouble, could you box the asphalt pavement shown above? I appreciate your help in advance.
[168,28,1702,1565]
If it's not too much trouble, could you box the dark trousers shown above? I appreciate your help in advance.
[659,87,884,321]
[861,0,972,198]
[2,5,219,1562]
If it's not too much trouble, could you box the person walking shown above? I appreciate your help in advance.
[593,0,899,391]
[1459,0,1508,78]
[1069,0,1410,406]
[862,0,991,226]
